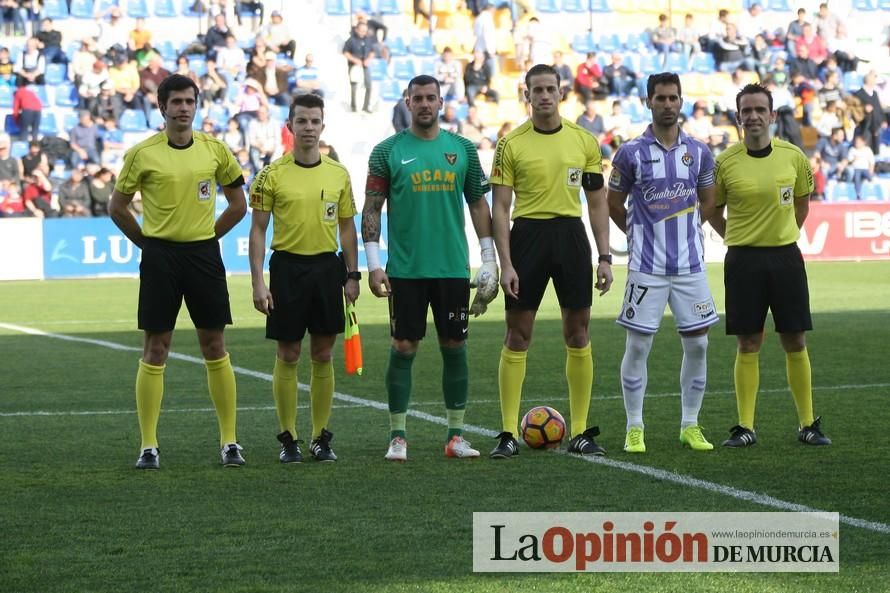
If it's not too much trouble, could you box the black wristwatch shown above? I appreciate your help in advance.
[598,254,613,265]
[346,271,362,281]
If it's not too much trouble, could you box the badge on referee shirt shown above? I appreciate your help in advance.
[197,180,212,201]
[567,168,582,187]
[779,186,793,205]
[324,202,338,221]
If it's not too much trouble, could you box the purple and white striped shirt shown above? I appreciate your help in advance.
[609,126,715,276]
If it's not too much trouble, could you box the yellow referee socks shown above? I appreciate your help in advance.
[566,344,594,438]
[498,346,527,436]
[310,359,334,440]
[786,348,815,427]
[206,353,237,446]
[136,359,165,450]
[734,351,760,430]
[273,357,299,439]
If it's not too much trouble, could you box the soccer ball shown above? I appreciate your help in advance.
[520,406,566,449]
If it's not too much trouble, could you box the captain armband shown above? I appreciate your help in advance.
[581,172,604,191]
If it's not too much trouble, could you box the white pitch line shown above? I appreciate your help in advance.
[1,321,888,536]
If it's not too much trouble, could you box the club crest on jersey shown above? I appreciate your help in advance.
[444,153,457,165]
[779,186,793,205]
[681,153,693,167]
[324,201,338,221]
[609,168,621,186]
[624,307,635,319]
[197,180,212,201]
[567,167,582,187]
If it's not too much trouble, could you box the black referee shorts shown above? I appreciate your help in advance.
[507,217,593,311]
[388,277,470,342]
[724,243,812,335]
[266,251,346,342]
[138,237,232,332]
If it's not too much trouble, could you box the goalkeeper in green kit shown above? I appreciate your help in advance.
[361,74,498,462]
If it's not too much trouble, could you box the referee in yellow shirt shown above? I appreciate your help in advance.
[710,83,830,448]
[248,94,360,464]
[109,74,248,469]
[489,64,613,459]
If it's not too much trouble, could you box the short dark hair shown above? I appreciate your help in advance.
[288,93,325,122]
[157,74,199,112]
[407,74,440,95]
[525,63,560,89]
[735,82,773,113]
[646,72,682,98]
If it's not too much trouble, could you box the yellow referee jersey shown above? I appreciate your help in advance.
[116,132,243,242]
[489,118,602,220]
[250,154,356,255]
[715,138,814,247]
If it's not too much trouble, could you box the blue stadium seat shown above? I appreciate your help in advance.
[766,0,791,10]
[378,0,401,15]
[393,58,417,81]
[43,0,69,19]
[387,36,408,57]
[831,182,856,201]
[0,85,12,108]
[369,58,388,81]
[54,82,78,107]
[325,0,349,15]
[639,53,661,75]
[181,0,206,16]
[4,114,21,136]
[664,52,689,72]
[272,104,289,123]
[596,33,621,53]
[861,182,884,201]
[690,52,716,73]
[625,100,647,123]
[156,40,178,61]
[128,0,148,17]
[590,0,610,11]
[119,109,148,132]
[624,32,651,52]
[62,110,79,132]
[535,0,560,12]
[236,1,262,19]
[69,0,94,19]
[571,33,595,54]
[208,104,230,124]
[562,0,587,12]
[155,0,178,17]
[380,79,402,101]
[148,109,165,129]
[410,36,436,57]
[191,110,204,131]
[45,63,67,85]
[96,0,118,13]
[28,85,48,105]
[39,112,59,136]
[852,0,876,8]
[879,0,890,9]
[352,0,373,11]
[843,71,864,91]
[188,56,208,77]
[11,140,28,159]
[65,41,80,62]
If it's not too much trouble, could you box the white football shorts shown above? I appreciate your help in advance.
[616,270,719,334]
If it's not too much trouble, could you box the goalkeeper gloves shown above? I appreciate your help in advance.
[470,237,499,317]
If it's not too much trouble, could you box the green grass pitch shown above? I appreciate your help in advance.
[1,261,888,593]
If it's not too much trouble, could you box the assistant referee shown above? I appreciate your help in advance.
[109,74,248,469]
[710,83,830,448]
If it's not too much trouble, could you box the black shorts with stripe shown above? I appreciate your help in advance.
[507,216,593,311]
[138,237,232,332]
[266,251,346,342]
[388,277,469,342]
[724,243,812,335]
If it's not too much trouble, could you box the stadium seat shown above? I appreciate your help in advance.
[155,0,178,17]
[156,40,178,61]
[831,182,856,201]
[369,58,388,81]
[39,112,59,136]
[0,85,12,108]
[42,0,69,19]
[69,0,94,19]
[562,0,587,12]
[11,140,28,159]
[639,53,661,75]
[596,33,621,53]
[324,0,349,15]
[590,0,611,11]
[188,56,208,77]
[843,71,864,91]
[571,33,595,54]
[4,114,20,136]
[410,36,436,57]
[54,82,78,107]
[535,0,560,12]
[861,182,884,201]
[852,0,876,8]
[393,58,417,81]
[207,103,230,124]
[378,0,402,15]
[62,110,79,132]
[45,63,67,86]
[119,109,148,132]
[181,0,207,16]
[128,0,149,17]
[690,52,716,73]
[664,52,689,72]
[380,79,402,102]
[766,0,791,10]
[28,85,48,105]
[624,32,651,52]
[148,109,165,129]
[879,0,890,8]
[272,104,289,123]
[625,100,647,123]
[387,36,409,57]
[95,0,117,13]
[352,0,373,11]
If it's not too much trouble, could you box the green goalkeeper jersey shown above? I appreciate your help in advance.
[366,129,490,279]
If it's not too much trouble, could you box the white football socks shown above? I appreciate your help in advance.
[620,331,654,431]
